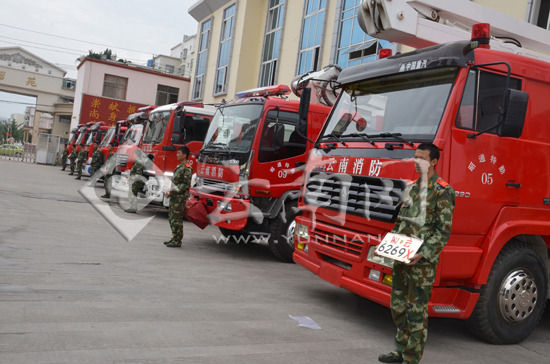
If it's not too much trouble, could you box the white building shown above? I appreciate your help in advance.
[170,34,196,78]
[71,57,191,130]
[151,54,182,75]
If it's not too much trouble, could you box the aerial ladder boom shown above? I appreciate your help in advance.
[358,0,550,61]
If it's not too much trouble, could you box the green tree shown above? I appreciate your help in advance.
[87,49,116,61]
[0,119,24,142]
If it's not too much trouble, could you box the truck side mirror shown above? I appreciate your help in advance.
[273,123,285,150]
[499,89,528,138]
[298,87,311,137]
[173,115,182,134]
[171,115,183,144]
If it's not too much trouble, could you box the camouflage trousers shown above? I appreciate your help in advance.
[168,197,185,244]
[61,156,67,170]
[128,181,145,210]
[76,159,85,178]
[69,158,76,173]
[390,261,435,364]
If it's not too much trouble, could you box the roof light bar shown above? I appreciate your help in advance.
[236,84,291,99]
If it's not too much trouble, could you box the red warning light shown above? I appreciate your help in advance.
[379,48,393,59]
[471,23,491,48]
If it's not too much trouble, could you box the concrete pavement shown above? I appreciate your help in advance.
[1,159,549,364]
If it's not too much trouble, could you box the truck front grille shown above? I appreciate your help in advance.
[312,226,364,256]
[199,178,233,196]
[304,172,406,223]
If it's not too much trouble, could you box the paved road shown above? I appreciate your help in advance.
[1,159,549,364]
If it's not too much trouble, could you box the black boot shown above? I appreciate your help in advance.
[378,351,403,363]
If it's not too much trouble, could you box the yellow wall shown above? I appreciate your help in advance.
[230,0,266,99]
[474,0,529,21]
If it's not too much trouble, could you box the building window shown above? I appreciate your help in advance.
[297,0,326,75]
[214,4,236,95]
[102,74,128,100]
[165,65,175,74]
[62,78,75,90]
[192,18,212,100]
[533,0,550,29]
[156,85,179,106]
[59,115,71,124]
[335,0,391,68]
[259,0,286,87]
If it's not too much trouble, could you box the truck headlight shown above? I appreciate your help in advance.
[217,200,232,211]
[367,246,394,269]
[295,223,309,241]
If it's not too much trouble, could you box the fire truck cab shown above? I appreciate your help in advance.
[141,102,216,207]
[294,0,550,345]
[190,70,339,261]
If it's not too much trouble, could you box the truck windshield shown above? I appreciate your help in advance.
[143,111,171,144]
[75,132,85,145]
[122,124,144,145]
[85,132,95,146]
[68,133,76,144]
[321,67,457,142]
[100,128,115,147]
[202,104,263,153]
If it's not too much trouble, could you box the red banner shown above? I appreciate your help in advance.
[79,94,147,126]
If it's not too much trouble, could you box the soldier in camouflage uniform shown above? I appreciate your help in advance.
[75,146,88,180]
[60,144,68,171]
[164,146,192,248]
[126,151,152,213]
[379,143,455,364]
[68,148,78,175]
[101,145,115,199]
[90,142,104,177]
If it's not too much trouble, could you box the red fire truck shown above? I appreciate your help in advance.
[189,67,340,261]
[114,105,157,174]
[140,102,216,207]
[81,122,111,176]
[67,122,93,156]
[294,0,550,344]
[98,120,128,155]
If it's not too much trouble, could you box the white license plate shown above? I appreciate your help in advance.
[375,233,423,263]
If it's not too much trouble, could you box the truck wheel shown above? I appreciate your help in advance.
[268,201,298,263]
[467,241,547,344]
[218,227,247,245]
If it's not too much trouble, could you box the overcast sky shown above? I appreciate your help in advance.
[0,0,199,119]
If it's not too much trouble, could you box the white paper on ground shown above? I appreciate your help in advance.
[289,315,322,330]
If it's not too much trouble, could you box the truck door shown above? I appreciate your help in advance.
[252,109,307,197]
[450,69,522,236]
[169,113,211,172]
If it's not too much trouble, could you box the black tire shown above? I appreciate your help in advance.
[218,227,248,245]
[268,200,298,263]
[466,241,548,344]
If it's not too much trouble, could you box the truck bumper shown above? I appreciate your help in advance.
[293,218,479,319]
[190,188,249,230]
[111,174,129,192]
[145,176,167,205]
